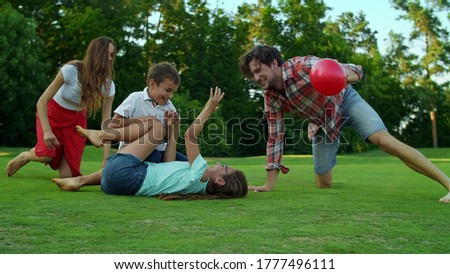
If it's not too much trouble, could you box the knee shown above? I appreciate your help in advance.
[315,172,332,188]
[369,130,394,150]
[368,130,395,151]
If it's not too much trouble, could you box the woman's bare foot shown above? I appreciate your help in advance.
[6,152,30,176]
[439,192,450,203]
[52,177,82,191]
[76,126,105,148]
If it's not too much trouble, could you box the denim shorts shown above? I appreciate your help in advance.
[144,150,188,163]
[312,86,387,174]
[101,153,147,195]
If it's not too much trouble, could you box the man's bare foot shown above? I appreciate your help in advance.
[76,126,105,148]
[6,152,29,177]
[438,192,450,203]
[52,177,82,191]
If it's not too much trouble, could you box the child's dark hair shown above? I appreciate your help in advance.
[239,45,283,79]
[147,62,180,85]
[158,170,248,201]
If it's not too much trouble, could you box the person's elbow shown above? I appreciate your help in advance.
[184,131,197,145]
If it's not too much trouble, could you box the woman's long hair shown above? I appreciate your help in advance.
[71,36,116,117]
[158,170,248,201]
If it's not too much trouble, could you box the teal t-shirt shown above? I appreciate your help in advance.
[135,154,208,197]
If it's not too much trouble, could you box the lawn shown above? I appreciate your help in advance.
[0,146,449,254]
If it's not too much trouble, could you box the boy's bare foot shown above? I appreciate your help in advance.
[6,152,29,177]
[76,126,104,148]
[52,177,82,191]
[439,192,450,204]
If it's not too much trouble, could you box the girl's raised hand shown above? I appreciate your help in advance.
[206,86,224,112]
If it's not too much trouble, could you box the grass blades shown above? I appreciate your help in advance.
[1,146,449,254]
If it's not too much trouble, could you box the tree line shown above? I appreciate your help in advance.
[0,0,449,157]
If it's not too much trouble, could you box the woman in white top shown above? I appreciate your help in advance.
[6,36,116,178]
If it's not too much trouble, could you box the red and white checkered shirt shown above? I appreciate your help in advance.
[264,56,363,171]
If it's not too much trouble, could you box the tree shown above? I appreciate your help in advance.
[8,0,152,130]
[0,3,49,146]
[391,0,450,147]
[276,0,329,58]
[335,11,379,55]
[3,0,448,154]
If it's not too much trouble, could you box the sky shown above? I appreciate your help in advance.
[208,0,449,55]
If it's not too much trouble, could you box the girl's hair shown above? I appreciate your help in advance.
[147,62,180,86]
[239,45,283,79]
[70,36,116,117]
[158,170,248,201]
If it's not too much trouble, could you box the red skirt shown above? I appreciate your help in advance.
[35,99,87,177]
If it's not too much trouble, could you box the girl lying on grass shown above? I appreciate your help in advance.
[66,87,248,200]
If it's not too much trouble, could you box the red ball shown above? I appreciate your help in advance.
[310,58,347,96]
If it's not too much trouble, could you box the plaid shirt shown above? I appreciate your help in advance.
[264,56,363,171]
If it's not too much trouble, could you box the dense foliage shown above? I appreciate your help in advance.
[1,0,449,155]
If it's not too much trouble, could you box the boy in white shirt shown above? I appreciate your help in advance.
[52,62,187,191]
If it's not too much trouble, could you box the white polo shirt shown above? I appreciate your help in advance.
[114,87,176,151]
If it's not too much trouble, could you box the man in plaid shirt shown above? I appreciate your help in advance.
[239,45,450,203]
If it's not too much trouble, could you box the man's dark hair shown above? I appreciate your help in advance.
[239,45,283,78]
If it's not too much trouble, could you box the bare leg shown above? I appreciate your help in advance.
[77,118,156,147]
[6,148,52,177]
[76,126,116,147]
[315,171,332,188]
[52,169,102,191]
[58,154,72,178]
[119,120,165,160]
[368,130,450,203]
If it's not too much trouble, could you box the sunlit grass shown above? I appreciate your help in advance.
[1,146,449,254]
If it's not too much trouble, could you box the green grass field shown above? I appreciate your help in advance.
[1,146,449,254]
